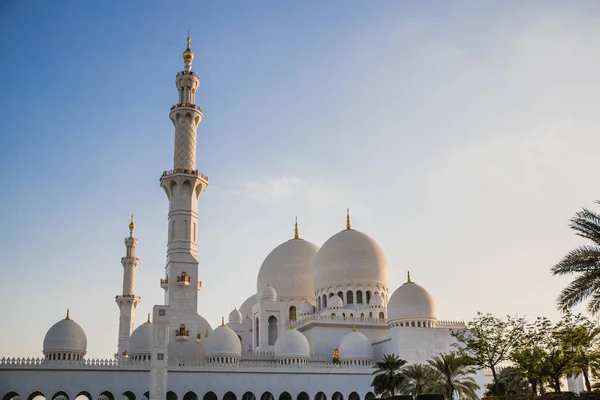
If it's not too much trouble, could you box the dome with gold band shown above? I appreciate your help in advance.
[183,35,194,62]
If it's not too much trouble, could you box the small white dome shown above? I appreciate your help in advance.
[129,320,153,355]
[260,283,277,301]
[329,295,343,309]
[274,328,310,359]
[204,324,242,358]
[369,292,384,307]
[257,238,319,301]
[239,294,257,319]
[228,308,242,323]
[313,229,389,292]
[298,301,314,316]
[388,278,436,322]
[43,313,87,355]
[339,330,372,361]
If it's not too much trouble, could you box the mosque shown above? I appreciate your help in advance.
[0,37,482,400]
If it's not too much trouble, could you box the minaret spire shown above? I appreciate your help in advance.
[115,214,141,361]
[294,216,299,239]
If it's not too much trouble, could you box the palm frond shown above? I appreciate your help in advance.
[556,272,600,312]
[551,245,600,275]
[588,290,600,315]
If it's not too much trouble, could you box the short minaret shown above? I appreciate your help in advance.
[159,33,208,358]
[115,213,141,360]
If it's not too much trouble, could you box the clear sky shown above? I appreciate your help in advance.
[1,1,600,359]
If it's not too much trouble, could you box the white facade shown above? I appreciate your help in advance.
[0,36,483,400]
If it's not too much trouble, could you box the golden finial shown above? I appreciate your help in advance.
[205,329,209,337]
[66,309,70,320]
[182,32,194,62]
[129,212,135,232]
[147,313,151,323]
[346,208,351,230]
[294,216,299,239]
[353,324,357,332]
[221,316,225,326]
[406,271,413,284]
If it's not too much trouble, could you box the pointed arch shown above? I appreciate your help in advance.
[122,393,135,400]
[268,316,278,345]
[75,393,92,400]
[365,394,375,400]
[4,392,20,400]
[52,393,69,400]
[260,394,274,400]
[242,393,255,400]
[27,393,45,400]
[296,394,309,400]
[348,394,359,400]
[166,392,177,400]
[223,393,236,400]
[203,393,217,400]
[278,394,291,400]
[313,394,326,400]
[183,393,197,400]
[332,393,343,400]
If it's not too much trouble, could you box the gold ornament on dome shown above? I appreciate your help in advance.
[182,32,194,62]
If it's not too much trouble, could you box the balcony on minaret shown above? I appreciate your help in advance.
[196,332,202,343]
[197,281,202,291]
[175,325,190,340]
[160,278,169,289]
[115,294,141,305]
[176,272,191,286]
[159,168,209,183]
[170,103,203,112]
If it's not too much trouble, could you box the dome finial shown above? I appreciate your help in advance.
[346,208,351,230]
[294,216,299,239]
[221,316,225,326]
[406,271,413,284]
[353,324,357,332]
[66,308,70,320]
[182,32,194,63]
[129,212,135,234]
[147,313,151,323]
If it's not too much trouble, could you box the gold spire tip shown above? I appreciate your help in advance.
[66,308,70,320]
[407,271,413,284]
[221,316,225,326]
[294,216,299,239]
[346,208,351,230]
[129,212,135,231]
[183,32,194,61]
[353,324,357,332]
[147,313,151,323]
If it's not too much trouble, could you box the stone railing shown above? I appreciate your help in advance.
[160,169,209,182]
[170,358,371,370]
[0,357,150,368]
[295,314,386,327]
[170,103,203,112]
[435,320,466,328]
[176,71,198,78]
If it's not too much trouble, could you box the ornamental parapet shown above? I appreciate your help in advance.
[176,274,191,285]
[115,294,141,301]
[160,169,209,182]
[176,71,199,78]
[170,103,203,112]
[175,328,190,339]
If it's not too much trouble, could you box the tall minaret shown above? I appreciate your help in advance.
[115,213,141,360]
[159,33,207,354]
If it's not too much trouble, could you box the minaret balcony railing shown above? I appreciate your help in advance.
[196,333,202,342]
[175,329,190,340]
[176,71,198,78]
[160,169,209,182]
[115,294,141,301]
[160,278,168,289]
[170,103,203,112]
[176,274,191,286]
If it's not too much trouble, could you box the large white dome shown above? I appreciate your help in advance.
[274,328,310,359]
[257,238,319,301]
[204,325,242,358]
[43,313,87,355]
[129,319,153,355]
[388,278,436,322]
[339,330,372,361]
[313,229,388,291]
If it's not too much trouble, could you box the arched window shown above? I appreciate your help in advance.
[255,317,259,346]
[366,290,372,304]
[268,316,278,345]
[342,313,346,318]
[329,292,334,298]
[346,291,354,304]
[322,294,327,308]
[317,297,321,310]
[411,321,415,327]
[360,313,364,319]
[356,291,363,304]
[369,312,373,318]
[289,306,296,321]
[337,291,344,301]
[417,321,421,327]
[224,393,236,400]
[379,311,385,320]
[242,393,255,400]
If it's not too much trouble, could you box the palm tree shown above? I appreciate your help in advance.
[427,353,480,400]
[371,353,408,396]
[400,363,438,396]
[552,201,600,314]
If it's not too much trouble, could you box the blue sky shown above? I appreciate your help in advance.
[2,1,600,358]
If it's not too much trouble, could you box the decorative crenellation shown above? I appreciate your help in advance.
[160,169,208,182]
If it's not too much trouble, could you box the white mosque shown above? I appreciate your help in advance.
[0,37,481,400]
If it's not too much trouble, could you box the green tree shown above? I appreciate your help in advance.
[510,321,546,395]
[399,363,438,396]
[451,312,525,394]
[426,353,480,400]
[483,367,530,396]
[371,354,408,396]
[551,201,600,314]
